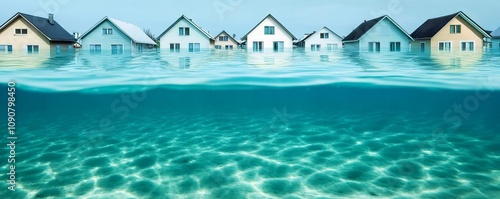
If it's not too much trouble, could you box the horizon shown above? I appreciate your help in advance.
[1,0,499,40]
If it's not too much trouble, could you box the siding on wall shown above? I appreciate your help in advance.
[246,17,294,51]
[357,18,412,52]
[304,27,343,50]
[158,19,211,51]
[430,16,484,52]
[80,20,132,52]
[0,17,50,52]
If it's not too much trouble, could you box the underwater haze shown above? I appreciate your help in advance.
[0,49,499,198]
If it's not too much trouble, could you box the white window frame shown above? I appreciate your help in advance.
[311,44,321,51]
[450,25,461,34]
[90,44,102,54]
[389,42,401,52]
[264,26,275,35]
[219,36,229,41]
[460,41,475,52]
[253,41,263,52]
[14,28,28,35]
[102,28,113,35]
[0,45,13,52]
[215,45,222,49]
[179,27,190,36]
[188,43,200,52]
[368,42,381,52]
[27,45,39,54]
[320,33,329,39]
[111,44,124,54]
[225,45,233,50]
[438,41,452,52]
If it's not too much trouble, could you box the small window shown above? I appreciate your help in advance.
[438,42,452,51]
[215,45,221,49]
[90,44,102,54]
[27,45,39,54]
[253,41,263,52]
[0,45,13,52]
[188,43,200,52]
[368,42,380,52]
[390,42,401,52]
[311,44,321,51]
[320,33,329,39]
[450,25,461,34]
[264,26,275,35]
[420,42,425,52]
[111,44,123,54]
[219,36,229,41]
[15,28,28,35]
[169,43,180,52]
[274,41,284,52]
[461,41,474,51]
[225,45,233,50]
[102,28,113,35]
[179,27,190,36]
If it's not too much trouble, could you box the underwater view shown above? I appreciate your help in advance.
[1,50,499,199]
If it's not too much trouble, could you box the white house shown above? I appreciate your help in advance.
[241,14,297,52]
[214,30,240,50]
[492,26,500,51]
[297,26,343,51]
[158,15,214,52]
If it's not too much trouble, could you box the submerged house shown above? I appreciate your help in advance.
[0,12,75,54]
[157,15,214,52]
[297,26,343,50]
[79,17,157,54]
[241,14,297,52]
[410,11,491,53]
[214,30,240,50]
[492,27,500,51]
[342,15,413,52]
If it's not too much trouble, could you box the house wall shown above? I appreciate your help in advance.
[158,18,211,50]
[358,18,412,52]
[492,38,500,52]
[343,42,360,51]
[0,17,51,52]
[214,32,239,49]
[80,20,133,52]
[245,17,294,51]
[304,27,343,50]
[410,40,432,53]
[430,16,484,52]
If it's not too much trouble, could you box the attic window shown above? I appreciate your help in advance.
[219,36,229,41]
[450,25,461,34]
[264,26,275,35]
[102,28,113,35]
[15,29,28,35]
[179,27,190,36]
[320,33,329,39]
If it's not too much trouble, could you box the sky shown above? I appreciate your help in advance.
[1,0,499,39]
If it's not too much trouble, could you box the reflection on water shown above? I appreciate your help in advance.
[0,49,499,91]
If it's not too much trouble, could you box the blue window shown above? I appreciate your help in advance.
[0,45,13,52]
[264,26,275,35]
[390,42,401,52]
[219,36,229,41]
[188,43,200,52]
[90,44,102,54]
[215,45,222,49]
[253,42,263,52]
[111,44,123,54]
[102,28,113,35]
[320,33,329,39]
[170,43,180,52]
[27,45,39,54]
[179,27,190,36]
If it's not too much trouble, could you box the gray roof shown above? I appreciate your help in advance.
[0,12,75,42]
[299,26,343,42]
[492,27,500,38]
[343,15,413,42]
[411,11,491,39]
[241,14,297,41]
[80,17,156,45]
[157,15,213,40]
[214,30,240,44]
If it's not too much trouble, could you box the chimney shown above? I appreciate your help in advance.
[73,32,80,39]
[233,34,236,39]
[48,13,54,24]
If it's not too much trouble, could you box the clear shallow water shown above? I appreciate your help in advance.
[0,50,499,198]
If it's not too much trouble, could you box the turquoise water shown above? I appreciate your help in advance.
[0,50,499,198]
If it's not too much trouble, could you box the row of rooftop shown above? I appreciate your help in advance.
[0,11,499,54]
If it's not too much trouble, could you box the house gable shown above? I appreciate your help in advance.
[79,19,131,51]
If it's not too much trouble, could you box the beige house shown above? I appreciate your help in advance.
[0,12,75,55]
[410,11,491,53]
[214,30,240,50]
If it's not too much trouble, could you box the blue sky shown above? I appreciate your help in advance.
[1,0,499,39]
